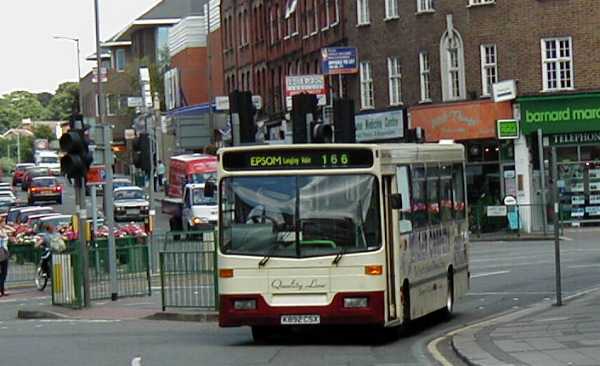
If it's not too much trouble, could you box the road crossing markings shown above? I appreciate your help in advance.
[471,270,510,279]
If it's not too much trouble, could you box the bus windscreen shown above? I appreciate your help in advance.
[222,148,374,171]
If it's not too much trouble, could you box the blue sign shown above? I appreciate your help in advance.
[321,47,358,75]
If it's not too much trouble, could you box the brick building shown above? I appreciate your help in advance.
[221,0,344,126]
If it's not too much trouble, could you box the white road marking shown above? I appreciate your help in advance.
[39,319,121,323]
[471,270,510,279]
[534,316,570,323]
[567,264,600,269]
[467,291,555,296]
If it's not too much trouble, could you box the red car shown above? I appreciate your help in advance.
[12,163,35,186]
[21,167,51,191]
[28,176,62,205]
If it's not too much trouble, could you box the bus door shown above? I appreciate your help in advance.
[382,175,398,321]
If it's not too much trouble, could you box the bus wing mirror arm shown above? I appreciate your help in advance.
[391,193,402,210]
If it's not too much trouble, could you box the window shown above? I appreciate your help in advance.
[313,0,319,34]
[360,61,374,109]
[269,6,275,44]
[419,52,431,102]
[440,30,466,101]
[387,57,402,105]
[541,37,573,91]
[417,0,434,12]
[480,44,497,96]
[385,0,398,19]
[357,0,370,25]
[114,49,126,71]
[411,165,428,228]
[155,27,169,67]
[276,4,282,40]
[427,165,440,225]
[440,165,453,222]
[452,164,465,220]
[330,0,340,25]
[106,95,120,116]
[469,0,495,5]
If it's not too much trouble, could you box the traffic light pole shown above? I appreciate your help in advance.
[77,177,91,307]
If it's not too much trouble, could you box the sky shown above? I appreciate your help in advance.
[0,0,159,96]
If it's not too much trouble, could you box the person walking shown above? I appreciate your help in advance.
[0,230,10,297]
[156,160,166,191]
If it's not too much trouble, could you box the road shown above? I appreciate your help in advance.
[2,220,600,365]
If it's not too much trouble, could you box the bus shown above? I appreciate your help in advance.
[217,143,469,341]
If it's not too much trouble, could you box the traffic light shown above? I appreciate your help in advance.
[292,93,318,144]
[311,121,333,143]
[333,98,356,143]
[229,90,256,145]
[132,133,151,174]
[59,114,93,182]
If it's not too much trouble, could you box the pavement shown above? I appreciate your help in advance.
[451,287,600,366]
[10,285,217,323]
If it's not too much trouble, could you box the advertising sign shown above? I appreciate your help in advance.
[86,165,106,185]
[519,92,600,134]
[411,100,513,142]
[92,67,108,83]
[497,119,519,140]
[492,80,517,103]
[355,109,404,142]
[285,75,327,110]
[487,206,507,217]
[214,95,263,111]
[321,47,359,75]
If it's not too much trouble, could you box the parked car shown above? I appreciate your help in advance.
[33,214,73,234]
[21,167,51,191]
[22,212,60,227]
[0,190,16,201]
[28,176,62,205]
[113,186,149,222]
[0,197,15,214]
[85,176,133,196]
[10,206,54,225]
[12,163,35,186]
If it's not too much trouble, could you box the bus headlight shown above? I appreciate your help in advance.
[234,299,256,310]
[192,217,208,225]
[343,297,368,308]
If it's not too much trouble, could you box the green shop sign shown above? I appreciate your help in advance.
[497,119,519,139]
[549,132,600,146]
[519,92,600,134]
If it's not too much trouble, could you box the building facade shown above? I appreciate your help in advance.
[342,0,600,230]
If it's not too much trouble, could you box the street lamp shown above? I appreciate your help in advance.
[53,35,82,112]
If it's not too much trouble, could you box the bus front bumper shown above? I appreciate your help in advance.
[219,291,385,327]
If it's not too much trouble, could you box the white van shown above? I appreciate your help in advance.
[34,150,60,174]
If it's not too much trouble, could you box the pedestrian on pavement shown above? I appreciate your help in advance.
[0,229,10,297]
[157,160,166,190]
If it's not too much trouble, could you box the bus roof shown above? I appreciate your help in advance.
[171,153,216,162]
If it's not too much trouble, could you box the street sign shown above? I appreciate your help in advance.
[215,95,263,111]
[497,119,520,140]
[86,165,106,185]
[493,80,517,103]
[321,47,359,75]
[487,206,508,217]
[285,74,327,110]
[127,97,143,108]
[92,67,108,83]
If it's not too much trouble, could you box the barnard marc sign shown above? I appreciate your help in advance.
[519,92,600,134]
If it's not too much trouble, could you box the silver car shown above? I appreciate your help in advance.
[113,187,149,222]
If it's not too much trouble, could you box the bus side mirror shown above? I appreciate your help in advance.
[391,193,402,210]
[204,181,216,197]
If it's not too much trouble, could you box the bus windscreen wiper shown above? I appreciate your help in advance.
[332,246,348,266]
[258,244,279,267]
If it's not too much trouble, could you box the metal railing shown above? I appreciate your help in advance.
[6,244,41,284]
[52,245,83,308]
[159,230,218,311]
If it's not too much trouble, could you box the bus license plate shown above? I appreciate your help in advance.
[280,315,320,325]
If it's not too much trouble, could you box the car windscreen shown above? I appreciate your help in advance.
[189,172,217,184]
[40,157,58,164]
[114,190,144,200]
[113,181,132,189]
[32,178,56,187]
[192,188,217,205]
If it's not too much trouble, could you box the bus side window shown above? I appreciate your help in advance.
[440,164,453,222]
[411,165,428,229]
[395,166,413,233]
[427,165,441,226]
[453,164,466,220]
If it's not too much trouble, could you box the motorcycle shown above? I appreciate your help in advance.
[35,243,51,291]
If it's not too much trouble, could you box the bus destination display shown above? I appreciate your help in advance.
[223,148,374,171]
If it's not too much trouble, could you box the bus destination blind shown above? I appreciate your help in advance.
[223,149,374,171]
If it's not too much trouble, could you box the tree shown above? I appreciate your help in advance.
[0,91,50,128]
[33,125,56,141]
[36,92,54,107]
[47,82,79,120]
[125,57,166,112]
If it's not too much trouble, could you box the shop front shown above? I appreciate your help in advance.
[410,100,514,211]
[519,92,600,225]
[354,108,406,143]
